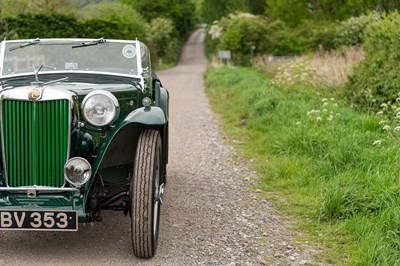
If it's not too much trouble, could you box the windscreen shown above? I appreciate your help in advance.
[1,40,140,77]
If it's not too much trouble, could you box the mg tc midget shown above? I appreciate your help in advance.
[0,38,169,258]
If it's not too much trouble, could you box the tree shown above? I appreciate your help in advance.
[28,0,76,13]
[0,0,76,16]
[121,0,195,37]
[200,0,265,24]
[0,0,29,17]
[264,0,400,26]
[78,2,143,22]
[148,17,178,64]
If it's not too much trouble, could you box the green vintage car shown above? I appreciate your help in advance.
[0,38,169,258]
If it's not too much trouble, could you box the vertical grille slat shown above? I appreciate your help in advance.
[2,99,69,188]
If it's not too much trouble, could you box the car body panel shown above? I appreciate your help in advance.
[0,38,169,225]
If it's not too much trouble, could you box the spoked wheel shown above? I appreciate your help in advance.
[130,129,164,258]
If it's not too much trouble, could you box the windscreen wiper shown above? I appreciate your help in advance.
[72,38,106,48]
[9,38,40,51]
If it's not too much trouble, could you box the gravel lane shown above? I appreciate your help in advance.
[0,30,320,265]
[154,29,320,265]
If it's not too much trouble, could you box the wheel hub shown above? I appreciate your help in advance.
[155,184,165,205]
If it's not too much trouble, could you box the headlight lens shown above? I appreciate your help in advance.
[64,157,92,187]
[82,90,119,127]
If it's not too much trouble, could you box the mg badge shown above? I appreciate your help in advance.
[28,87,41,101]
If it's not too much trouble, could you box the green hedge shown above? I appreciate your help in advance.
[208,13,338,65]
[346,12,400,110]
[2,13,147,40]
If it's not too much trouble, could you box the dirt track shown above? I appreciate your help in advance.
[0,30,319,265]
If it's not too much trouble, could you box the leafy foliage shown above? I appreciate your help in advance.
[148,17,180,64]
[199,0,266,23]
[0,0,77,16]
[334,12,380,47]
[218,13,273,64]
[78,2,139,20]
[121,0,194,38]
[295,20,337,51]
[346,12,400,110]
[265,0,400,27]
[77,2,147,40]
[5,13,80,38]
[208,13,338,65]
[3,13,147,40]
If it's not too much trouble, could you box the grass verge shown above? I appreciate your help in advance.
[205,66,400,265]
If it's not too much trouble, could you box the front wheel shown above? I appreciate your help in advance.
[130,129,164,258]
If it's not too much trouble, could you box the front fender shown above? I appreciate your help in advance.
[84,106,168,191]
[123,106,167,126]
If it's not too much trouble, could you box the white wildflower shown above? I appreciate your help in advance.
[322,109,328,112]
[321,98,328,102]
[295,121,301,125]
[383,125,391,131]
[323,102,329,106]
[372,140,382,147]
[395,126,400,132]
[327,115,334,122]
[316,116,322,121]
[330,98,335,101]
[376,111,383,115]
[379,120,387,125]
[380,103,388,108]
[208,24,223,40]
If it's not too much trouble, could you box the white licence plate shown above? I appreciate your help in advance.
[0,210,78,231]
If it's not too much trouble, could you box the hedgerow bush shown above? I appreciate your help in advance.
[148,17,180,65]
[2,13,147,40]
[217,13,274,65]
[0,18,17,40]
[334,12,379,47]
[208,13,309,65]
[346,12,400,110]
[5,13,79,38]
[294,20,337,51]
[208,13,338,65]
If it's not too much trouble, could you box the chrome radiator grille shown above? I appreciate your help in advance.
[2,99,70,187]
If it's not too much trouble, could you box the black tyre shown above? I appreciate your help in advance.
[130,129,163,258]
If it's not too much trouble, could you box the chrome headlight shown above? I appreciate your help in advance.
[64,157,92,187]
[81,90,119,127]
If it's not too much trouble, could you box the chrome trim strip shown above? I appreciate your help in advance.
[0,70,142,80]
[137,42,143,90]
[0,42,5,76]
[0,187,78,192]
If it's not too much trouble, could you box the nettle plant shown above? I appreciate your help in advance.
[374,94,400,147]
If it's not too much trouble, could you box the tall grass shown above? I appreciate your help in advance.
[205,66,400,265]
[254,47,365,90]
[310,47,364,86]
